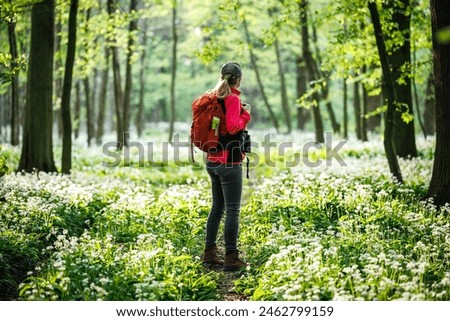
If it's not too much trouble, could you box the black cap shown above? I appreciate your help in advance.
[220,61,242,80]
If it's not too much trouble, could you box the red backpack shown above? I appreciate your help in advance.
[190,92,227,155]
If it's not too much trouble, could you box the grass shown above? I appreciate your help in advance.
[0,128,448,301]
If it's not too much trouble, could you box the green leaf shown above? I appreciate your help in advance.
[436,27,450,44]
[401,111,414,124]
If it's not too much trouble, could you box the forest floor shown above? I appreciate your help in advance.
[217,272,249,301]
[0,128,449,301]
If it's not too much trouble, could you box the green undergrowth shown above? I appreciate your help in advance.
[0,134,448,301]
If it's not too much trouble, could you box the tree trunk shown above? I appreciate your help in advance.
[366,92,383,131]
[312,25,340,134]
[8,19,20,146]
[107,0,123,148]
[274,37,291,133]
[387,0,418,158]
[160,98,168,122]
[427,0,450,206]
[361,76,369,141]
[96,48,110,145]
[54,18,63,139]
[361,84,369,142]
[324,89,340,134]
[300,0,324,143]
[412,44,427,139]
[368,1,403,183]
[84,77,94,146]
[18,0,57,173]
[0,93,8,140]
[136,18,148,138]
[61,0,78,174]
[296,55,309,130]
[168,1,177,143]
[242,16,279,133]
[354,79,362,140]
[74,81,81,139]
[123,0,138,147]
[412,75,427,139]
[108,88,115,132]
[91,69,98,135]
[343,77,348,139]
[0,94,3,139]
[0,96,3,140]
[423,73,435,136]
[83,9,94,147]
[111,47,123,148]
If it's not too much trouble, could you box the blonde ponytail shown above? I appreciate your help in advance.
[213,75,232,99]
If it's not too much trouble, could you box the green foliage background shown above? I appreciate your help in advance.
[0,0,433,134]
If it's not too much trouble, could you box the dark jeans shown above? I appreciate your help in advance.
[205,162,242,253]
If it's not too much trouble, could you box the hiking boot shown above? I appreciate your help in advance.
[223,250,247,271]
[201,246,223,265]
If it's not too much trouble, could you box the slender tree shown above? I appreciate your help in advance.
[343,77,348,139]
[274,37,291,133]
[361,74,368,141]
[74,81,81,139]
[168,0,177,143]
[83,77,94,146]
[0,94,3,139]
[312,25,340,134]
[300,0,324,143]
[427,0,450,205]
[242,16,279,133]
[123,0,138,147]
[18,0,57,173]
[366,92,383,131]
[411,42,427,139]
[91,69,98,139]
[96,48,110,145]
[7,8,20,146]
[54,18,63,138]
[61,0,78,174]
[368,1,403,183]
[296,55,310,130]
[136,18,148,138]
[353,79,362,140]
[107,0,124,148]
[83,9,94,146]
[423,72,435,136]
[322,77,341,134]
[268,7,291,133]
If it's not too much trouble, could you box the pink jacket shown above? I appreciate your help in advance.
[207,88,251,163]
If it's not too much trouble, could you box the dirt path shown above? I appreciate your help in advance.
[217,270,249,301]
[203,263,249,301]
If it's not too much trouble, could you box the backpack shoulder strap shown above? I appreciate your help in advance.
[217,98,226,115]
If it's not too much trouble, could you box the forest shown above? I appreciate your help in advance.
[0,0,449,302]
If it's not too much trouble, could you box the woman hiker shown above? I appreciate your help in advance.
[201,61,251,271]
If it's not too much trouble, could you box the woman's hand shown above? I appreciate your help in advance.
[242,103,251,114]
